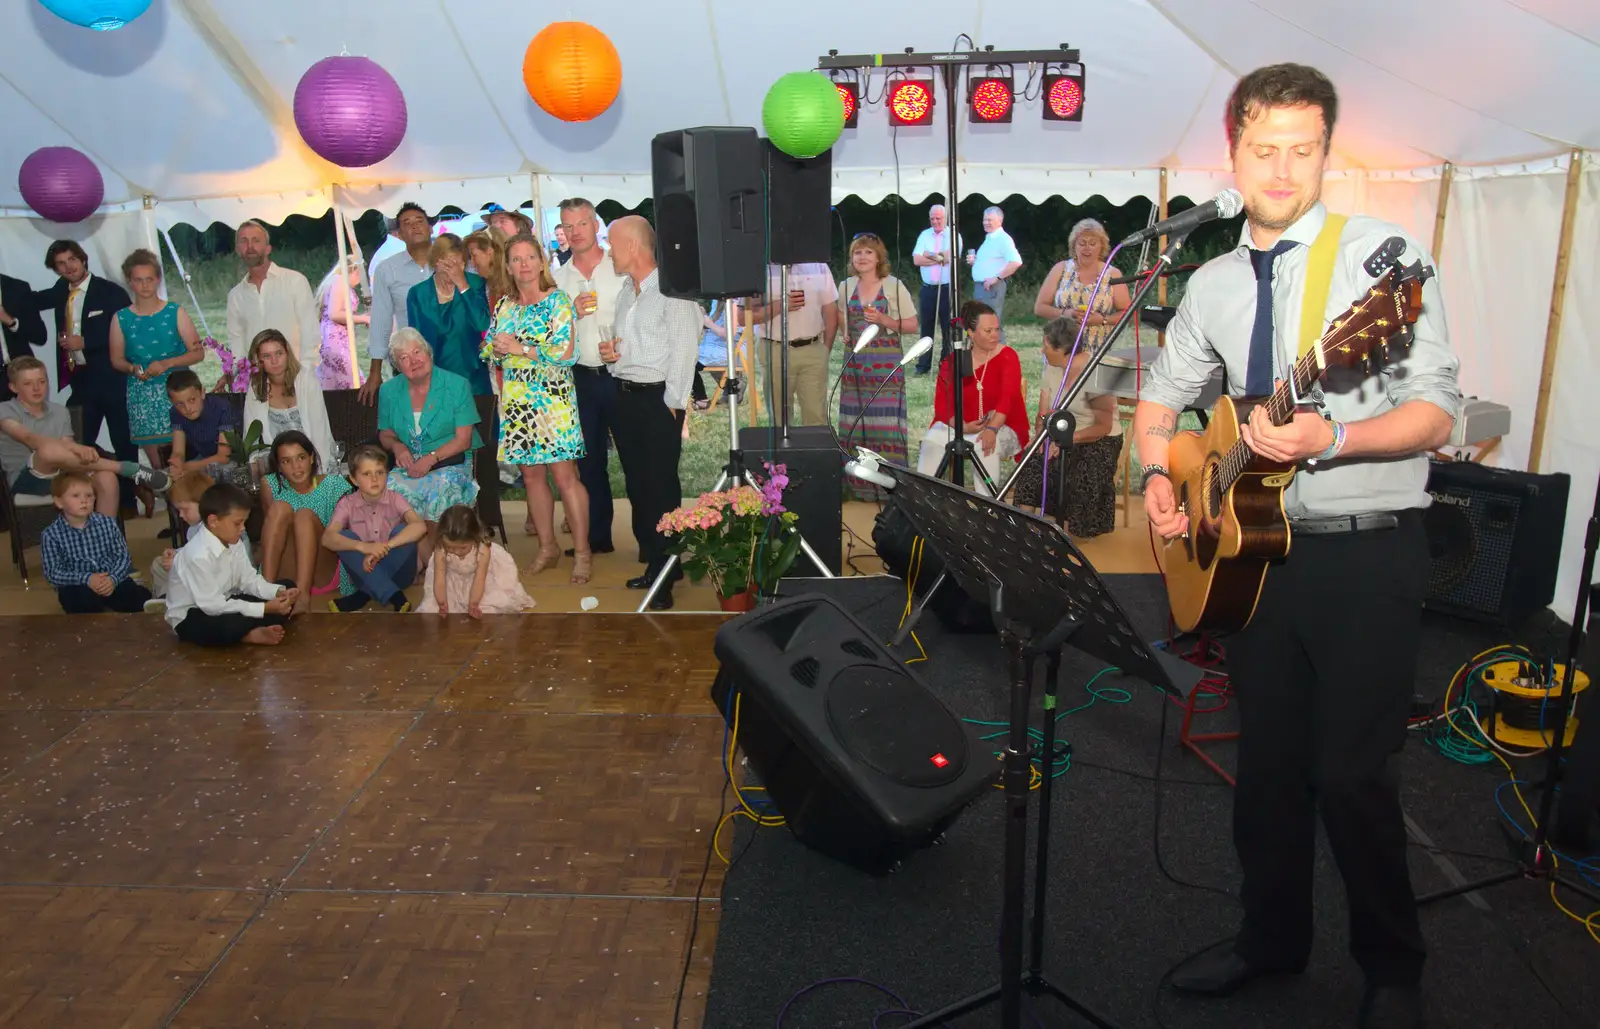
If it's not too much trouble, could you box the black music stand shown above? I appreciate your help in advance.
[888,466,1202,1029]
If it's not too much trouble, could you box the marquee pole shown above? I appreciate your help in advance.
[1528,150,1585,472]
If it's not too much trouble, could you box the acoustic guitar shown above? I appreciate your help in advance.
[1163,238,1432,633]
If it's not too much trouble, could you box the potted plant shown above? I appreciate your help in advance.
[219,418,266,489]
[657,463,802,611]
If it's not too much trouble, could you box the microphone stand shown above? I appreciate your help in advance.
[779,264,792,442]
[890,231,1190,648]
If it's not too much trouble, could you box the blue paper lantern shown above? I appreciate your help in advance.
[37,0,153,31]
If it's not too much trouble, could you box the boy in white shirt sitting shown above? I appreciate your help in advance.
[165,482,300,646]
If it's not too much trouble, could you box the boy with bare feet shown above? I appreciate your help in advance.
[165,482,298,646]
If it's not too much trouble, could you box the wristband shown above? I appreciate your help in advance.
[1140,464,1170,490]
[1307,420,1346,466]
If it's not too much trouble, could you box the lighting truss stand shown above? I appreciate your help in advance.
[1417,470,1600,909]
[890,231,1191,647]
[884,466,1201,1029]
[636,374,834,612]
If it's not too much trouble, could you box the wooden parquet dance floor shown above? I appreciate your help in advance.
[0,613,734,1028]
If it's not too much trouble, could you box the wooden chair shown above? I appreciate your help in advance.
[472,393,507,544]
[708,311,757,418]
[1114,397,1140,526]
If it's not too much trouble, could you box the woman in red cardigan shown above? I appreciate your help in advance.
[915,301,1030,495]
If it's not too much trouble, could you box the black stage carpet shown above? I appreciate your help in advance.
[700,574,1598,1029]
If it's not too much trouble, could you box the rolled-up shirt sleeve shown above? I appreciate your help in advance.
[1372,237,1460,422]
[1138,287,1220,412]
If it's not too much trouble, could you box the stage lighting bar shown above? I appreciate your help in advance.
[888,78,935,126]
[835,81,859,128]
[968,74,1013,123]
[1043,66,1086,121]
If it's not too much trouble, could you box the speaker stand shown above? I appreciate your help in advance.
[903,608,1115,1029]
[1416,469,1600,911]
[637,374,834,612]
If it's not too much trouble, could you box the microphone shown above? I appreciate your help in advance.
[1121,189,1243,246]
[852,324,880,353]
[899,336,935,367]
[845,448,897,492]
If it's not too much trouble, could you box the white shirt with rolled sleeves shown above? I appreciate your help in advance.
[367,251,430,361]
[226,262,320,366]
[164,525,283,629]
[552,247,628,368]
[755,263,838,340]
[1138,202,1460,520]
[611,268,702,411]
[912,227,961,285]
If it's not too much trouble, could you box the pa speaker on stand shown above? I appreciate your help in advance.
[651,127,764,299]
[711,593,998,875]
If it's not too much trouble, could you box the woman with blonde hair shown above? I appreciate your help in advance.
[243,328,335,472]
[405,232,492,395]
[836,233,918,501]
[463,228,512,309]
[314,254,369,390]
[1033,218,1131,355]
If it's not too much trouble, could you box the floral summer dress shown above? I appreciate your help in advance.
[116,302,188,446]
[481,291,583,465]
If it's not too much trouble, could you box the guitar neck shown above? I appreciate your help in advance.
[1214,321,1339,491]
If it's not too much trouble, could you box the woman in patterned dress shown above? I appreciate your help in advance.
[836,233,919,502]
[314,255,368,390]
[260,430,354,614]
[108,249,204,472]
[481,234,591,584]
[1032,219,1131,359]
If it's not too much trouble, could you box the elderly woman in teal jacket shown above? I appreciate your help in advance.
[376,327,483,569]
[406,233,492,396]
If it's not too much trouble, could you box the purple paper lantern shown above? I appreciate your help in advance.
[293,56,408,168]
[19,147,104,223]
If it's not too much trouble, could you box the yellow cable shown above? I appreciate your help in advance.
[728,693,785,827]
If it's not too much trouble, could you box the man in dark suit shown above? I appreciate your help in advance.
[35,240,135,510]
[0,272,48,401]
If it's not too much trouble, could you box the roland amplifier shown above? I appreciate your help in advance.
[1423,460,1569,625]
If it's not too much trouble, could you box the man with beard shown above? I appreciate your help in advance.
[225,220,319,375]
[1134,64,1458,1029]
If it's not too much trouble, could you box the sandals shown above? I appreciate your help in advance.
[528,544,560,576]
[570,550,593,585]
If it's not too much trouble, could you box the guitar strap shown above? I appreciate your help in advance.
[1297,212,1348,362]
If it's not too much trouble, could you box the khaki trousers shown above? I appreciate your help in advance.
[758,336,830,426]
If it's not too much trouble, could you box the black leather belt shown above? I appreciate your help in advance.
[616,378,665,392]
[1289,513,1400,536]
[573,363,607,375]
[787,335,820,348]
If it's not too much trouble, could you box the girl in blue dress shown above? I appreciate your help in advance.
[109,249,203,466]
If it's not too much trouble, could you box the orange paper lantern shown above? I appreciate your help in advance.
[522,22,622,123]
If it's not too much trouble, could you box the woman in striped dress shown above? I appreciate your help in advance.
[836,234,919,502]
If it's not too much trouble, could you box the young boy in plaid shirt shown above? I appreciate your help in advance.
[40,471,152,613]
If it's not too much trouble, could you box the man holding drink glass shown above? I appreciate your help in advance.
[746,262,838,427]
[552,197,627,556]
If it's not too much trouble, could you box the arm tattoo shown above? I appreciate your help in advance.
[1145,418,1176,441]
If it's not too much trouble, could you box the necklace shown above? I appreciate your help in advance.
[972,350,993,412]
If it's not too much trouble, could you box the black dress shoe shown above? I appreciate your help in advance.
[1359,985,1423,1029]
[648,589,674,611]
[626,573,653,590]
[1170,943,1301,998]
[566,543,615,557]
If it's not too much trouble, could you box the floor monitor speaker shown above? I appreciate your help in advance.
[872,499,995,633]
[737,425,842,575]
[651,127,764,299]
[711,593,998,874]
[1423,460,1569,625]
[762,141,832,266]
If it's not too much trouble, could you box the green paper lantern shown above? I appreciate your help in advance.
[762,72,845,159]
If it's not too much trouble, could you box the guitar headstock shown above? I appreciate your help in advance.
[1319,250,1432,375]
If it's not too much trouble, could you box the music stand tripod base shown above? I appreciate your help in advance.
[636,375,836,612]
[887,466,1200,1029]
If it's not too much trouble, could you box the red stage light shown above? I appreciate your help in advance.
[888,79,934,126]
[1043,73,1085,121]
[969,76,1013,123]
[836,82,859,129]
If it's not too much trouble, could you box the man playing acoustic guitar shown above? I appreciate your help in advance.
[1134,64,1459,1029]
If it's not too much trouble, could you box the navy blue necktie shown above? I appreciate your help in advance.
[1245,240,1297,397]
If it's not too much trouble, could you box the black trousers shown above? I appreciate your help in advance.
[67,379,136,508]
[916,282,953,372]
[58,577,151,614]
[1225,511,1429,986]
[610,381,683,575]
[573,366,618,549]
[175,579,297,646]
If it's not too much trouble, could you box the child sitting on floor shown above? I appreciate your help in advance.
[165,368,236,480]
[416,504,534,618]
[322,445,427,613]
[149,470,220,600]
[165,482,300,646]
[40,471,153,614]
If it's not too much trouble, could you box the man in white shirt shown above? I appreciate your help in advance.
[603,216,701,610]
[745,262,838,426]
[552,197,629,555]
[359,203,433,405]
[366,219,406,285]
[911,205,959,373]
[966,206,1024,343]
[165,482,299,646]
[225,220,320,374]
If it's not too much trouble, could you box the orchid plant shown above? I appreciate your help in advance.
[200,335,253,393]
[656,462,802,599]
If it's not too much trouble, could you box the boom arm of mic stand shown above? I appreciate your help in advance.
[996,232,1188,501]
